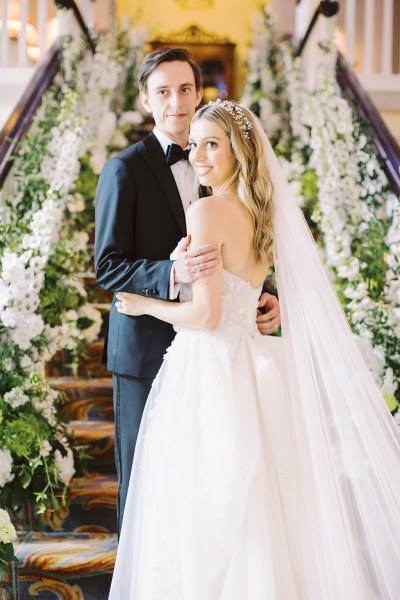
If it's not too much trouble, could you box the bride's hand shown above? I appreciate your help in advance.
[115,292,148,316]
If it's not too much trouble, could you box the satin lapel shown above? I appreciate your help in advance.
[138,133,186,236]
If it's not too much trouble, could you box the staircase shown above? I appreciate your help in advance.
[7,277,117,600]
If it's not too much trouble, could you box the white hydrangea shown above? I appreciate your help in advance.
[3,386,30,408]
[0,508,17,543]
[0,450,15,488]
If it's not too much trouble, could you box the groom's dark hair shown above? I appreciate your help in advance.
[139,48,203,93]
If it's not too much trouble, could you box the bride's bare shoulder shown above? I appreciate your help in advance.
[187,194,235,220]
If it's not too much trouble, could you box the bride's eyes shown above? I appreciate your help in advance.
[188,140,218,149]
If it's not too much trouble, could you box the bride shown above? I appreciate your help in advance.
[109,101,400,599]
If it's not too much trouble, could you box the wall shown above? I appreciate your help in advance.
[116,0,269,98]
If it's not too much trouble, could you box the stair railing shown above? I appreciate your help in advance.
[0,0,94,187]
[295,0,400,196]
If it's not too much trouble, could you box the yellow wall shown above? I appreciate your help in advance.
[116,0,267,98]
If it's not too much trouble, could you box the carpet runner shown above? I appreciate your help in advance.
[4,309,118,598]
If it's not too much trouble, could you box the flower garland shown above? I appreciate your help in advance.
[242,9,400,415]
[0,29,145,514]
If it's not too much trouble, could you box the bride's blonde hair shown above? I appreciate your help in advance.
[191,101,274,265]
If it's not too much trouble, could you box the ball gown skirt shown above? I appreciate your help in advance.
[109,270,392,599]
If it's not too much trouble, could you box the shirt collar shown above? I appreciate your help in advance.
[153,127,189,154]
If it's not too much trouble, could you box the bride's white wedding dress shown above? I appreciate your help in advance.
[108,269,383,600]
[110,117,400,600]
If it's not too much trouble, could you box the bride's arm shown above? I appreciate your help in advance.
[116,198,224,331]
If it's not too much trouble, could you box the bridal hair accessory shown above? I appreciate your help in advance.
[208,99,253,139]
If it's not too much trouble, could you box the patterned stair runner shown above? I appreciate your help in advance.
[8,351,119,598]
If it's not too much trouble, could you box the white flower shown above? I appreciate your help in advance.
[67,194,85,213]
[32,393,58,427]
[381,368,398,398]
[0,450,15,489]
[78,303,102,342]
[3,386,30,408]
[0,508,17,543]
[72,231,89,252]
[54,448,75,486]
[355,337,385,382]
[20,355,34,370]
[118,111,144,126]
[40,440,52,458]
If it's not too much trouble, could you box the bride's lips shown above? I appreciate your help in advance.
[195,166,213,176]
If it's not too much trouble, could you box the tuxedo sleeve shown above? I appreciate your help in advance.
[94,157,173,299]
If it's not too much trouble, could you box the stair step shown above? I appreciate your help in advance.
[77,340,110,378]
[39,474,117,533]
[53,377,113,396]
[55,376,113,421]
[68,421,115,473]
[15,531,117,600]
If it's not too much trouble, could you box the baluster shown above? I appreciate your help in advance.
[0,0,9,67]
[38,0,48,61]
[344,0,356,66]
[18,0,29,67]
[363,0,375,75]
[382,0,393,75]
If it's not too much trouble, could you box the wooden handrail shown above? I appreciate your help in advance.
[0,1,95,187]
[54,1,95,54]
[296,1,340,57]
[336,54,400,196]
[0,37,63,187]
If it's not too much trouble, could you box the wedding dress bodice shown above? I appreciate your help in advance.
[218,270,262,337]
[179,269,261,340]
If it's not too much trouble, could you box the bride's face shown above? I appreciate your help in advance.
[189,119,236,192]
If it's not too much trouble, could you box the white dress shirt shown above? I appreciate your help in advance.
[152,127,200,297]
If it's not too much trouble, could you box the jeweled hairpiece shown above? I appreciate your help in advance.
[207,99,253,139]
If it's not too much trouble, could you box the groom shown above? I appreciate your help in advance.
[94,47,280,534]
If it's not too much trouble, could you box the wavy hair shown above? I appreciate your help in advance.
[191,102,274,265]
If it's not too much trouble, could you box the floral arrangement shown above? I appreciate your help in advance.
[0,28,145,515]
[242,7,400,416]
[0,508,17,579]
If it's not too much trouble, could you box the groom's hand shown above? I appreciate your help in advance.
[256,293,281,335]
[174,235,220,283]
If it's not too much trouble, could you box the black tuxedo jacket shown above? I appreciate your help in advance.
[94,133,190,378]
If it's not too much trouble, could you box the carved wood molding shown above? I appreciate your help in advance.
[150,24,234,46]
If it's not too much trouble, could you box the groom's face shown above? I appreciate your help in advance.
[140,61,203,145]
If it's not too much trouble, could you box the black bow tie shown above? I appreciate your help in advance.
[166,143,190,166]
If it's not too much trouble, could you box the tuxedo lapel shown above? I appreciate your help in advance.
[138,133,186,236]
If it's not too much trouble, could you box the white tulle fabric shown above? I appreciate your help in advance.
[109,119,400,600]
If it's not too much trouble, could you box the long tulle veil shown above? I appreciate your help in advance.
[257,114,400,597]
